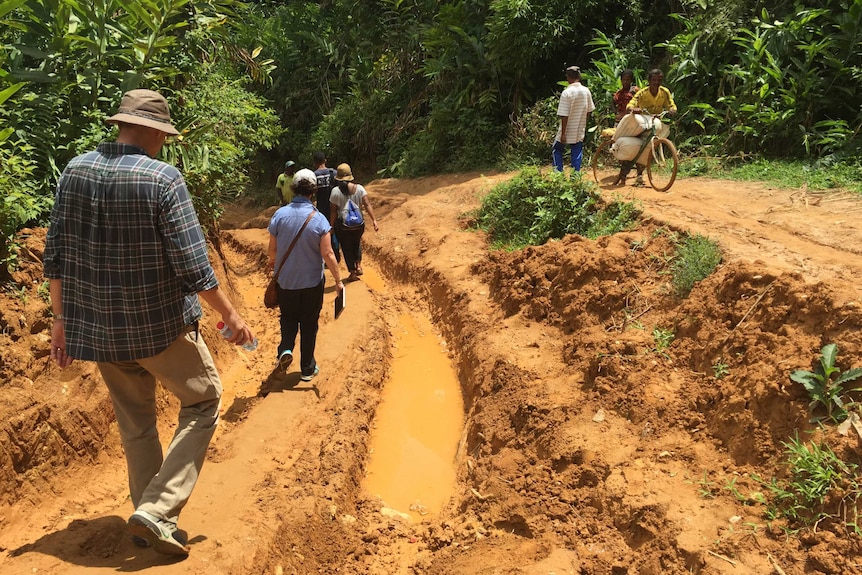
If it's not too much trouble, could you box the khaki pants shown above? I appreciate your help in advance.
[98,327,222,524]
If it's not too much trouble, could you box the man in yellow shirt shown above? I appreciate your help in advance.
[618,69,677,185]
[627,69,677,116]
[275,160,297,205]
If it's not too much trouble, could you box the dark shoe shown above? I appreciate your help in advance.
[128,511,190,556]
[301,366,320,382]
[355,266,364,276]
[277,349,293,374]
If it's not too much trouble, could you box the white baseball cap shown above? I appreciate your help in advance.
[291,168,317,189]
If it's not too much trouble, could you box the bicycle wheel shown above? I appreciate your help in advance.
[646,137,678,192]
[591,138,616,187]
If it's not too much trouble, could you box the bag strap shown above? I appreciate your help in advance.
[274,209,316,278]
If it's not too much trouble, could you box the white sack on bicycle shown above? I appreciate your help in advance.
[613,113,650,139]
[612,136,651,164]
[614,113,670,140]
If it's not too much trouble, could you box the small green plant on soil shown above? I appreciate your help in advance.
[724,477,747,503]
[754,435,862,532]
[669,233,722,297]
[713,360,730,379]
[624,309,644,331]
[472,167,640,249]
[723,476,765,505]
[652,326,674,356]
[697,472,717,499]
[791,343,862,423]
[37,281,50,304]
[5,283,27,305]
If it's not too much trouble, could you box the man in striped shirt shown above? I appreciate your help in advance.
[552,65,596,172]
[44,89,255,557]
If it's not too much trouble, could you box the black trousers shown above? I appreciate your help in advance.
[277,279,324,377]
[335,222,365,272]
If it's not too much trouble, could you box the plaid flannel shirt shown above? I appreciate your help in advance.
[44,142,218,362]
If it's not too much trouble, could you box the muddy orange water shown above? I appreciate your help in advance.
[363,312,464,520]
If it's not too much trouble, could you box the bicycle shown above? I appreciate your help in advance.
[591,111,679,192]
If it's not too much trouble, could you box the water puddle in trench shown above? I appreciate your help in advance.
[363,310,464,521]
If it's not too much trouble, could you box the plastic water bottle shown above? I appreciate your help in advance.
[216,321,258,351]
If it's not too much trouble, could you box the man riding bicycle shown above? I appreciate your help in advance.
[615,68,677,186]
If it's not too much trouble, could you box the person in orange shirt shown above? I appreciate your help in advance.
[613,69,639,122]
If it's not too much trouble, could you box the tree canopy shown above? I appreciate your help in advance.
[1,0,860,270]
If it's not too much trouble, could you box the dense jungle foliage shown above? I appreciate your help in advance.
[1,0,860,272]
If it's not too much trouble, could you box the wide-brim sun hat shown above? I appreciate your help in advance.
[334,163,354,182]
[105,89,180,135]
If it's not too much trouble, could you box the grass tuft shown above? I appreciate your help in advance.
[670,234,722,297]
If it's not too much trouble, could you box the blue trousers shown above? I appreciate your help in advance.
[552,140,584,172]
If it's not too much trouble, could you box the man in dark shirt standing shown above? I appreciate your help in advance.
[313,150,340,262]
[43,89,255,557]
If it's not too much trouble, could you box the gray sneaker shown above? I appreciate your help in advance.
[301,366,320,382]
[277,349,293,374]
[128,510,190,556]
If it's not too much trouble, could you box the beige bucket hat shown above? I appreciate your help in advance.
[334,163,354,182]
[105,89,180,135]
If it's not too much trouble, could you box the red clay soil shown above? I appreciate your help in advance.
[1,170,862,575]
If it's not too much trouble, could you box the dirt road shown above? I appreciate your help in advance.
[1,170,861,574]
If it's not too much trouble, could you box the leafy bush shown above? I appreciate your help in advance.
[313,87,408,176]
[0,143,51,274]
[791,343,862,423]
[500,96,559,168]
[160,68,282,232]
[473,167,639,249]
[670,233,722,297]
[382,101,507,178]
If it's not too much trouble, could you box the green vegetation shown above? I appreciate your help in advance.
[750,346,862,534]
[697,472,717,499]
[652,326,675,355]
[159,68,282,231]
[755,435,862,533]
[713,360,730,380]
[0,0,278,275]
[679,157,862,194]
[723,159,862,194]
[670,234,722,297]
[1,0,860,275]
[791,343,862,423]
[0,144,50,272]
[473,167,639,249]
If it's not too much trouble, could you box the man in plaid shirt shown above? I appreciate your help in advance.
[44,89,255,557]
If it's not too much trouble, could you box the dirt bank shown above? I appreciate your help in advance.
[1,171,861,574]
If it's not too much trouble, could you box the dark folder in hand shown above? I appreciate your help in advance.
[334,285,346,319]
